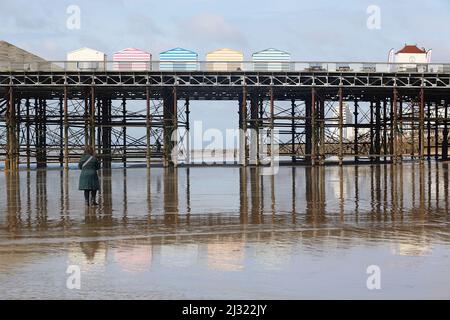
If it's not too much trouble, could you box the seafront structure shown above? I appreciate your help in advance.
[1,42,450,170]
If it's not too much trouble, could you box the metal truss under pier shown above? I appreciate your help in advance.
[1,70,450,171]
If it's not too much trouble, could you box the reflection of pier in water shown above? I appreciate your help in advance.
[1,164,449,274]
[1,163,449,234]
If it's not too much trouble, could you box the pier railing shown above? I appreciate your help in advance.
[1,60,450,73]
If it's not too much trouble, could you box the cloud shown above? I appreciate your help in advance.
[178,12,247,48]
[0,1,65,35]
[126,14,163,36]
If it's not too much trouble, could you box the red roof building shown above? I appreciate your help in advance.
[396,45,427,54]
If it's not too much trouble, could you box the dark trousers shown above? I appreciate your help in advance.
[84,190,97,203]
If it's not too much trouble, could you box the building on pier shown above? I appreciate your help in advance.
[159,47,198,71]
[206,48,243,71]
[0,40,52,71]
[113,47,151,71]
[389,44,431,72]
[252,48,291,72]
[66,47,107,71]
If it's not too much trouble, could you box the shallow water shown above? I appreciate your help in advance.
[0,163,449,299]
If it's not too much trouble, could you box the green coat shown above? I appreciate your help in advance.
[78,154,100,190]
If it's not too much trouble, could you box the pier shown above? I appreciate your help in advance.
[1,61,450,171]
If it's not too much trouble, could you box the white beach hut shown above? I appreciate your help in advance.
[66,47,106,71]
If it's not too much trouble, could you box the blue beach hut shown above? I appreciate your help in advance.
[159,47,198,71]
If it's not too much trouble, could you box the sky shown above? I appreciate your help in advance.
[1,0,450,143]
[2,0,450,61]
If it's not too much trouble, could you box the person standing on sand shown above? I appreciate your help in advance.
[78,146,101,206]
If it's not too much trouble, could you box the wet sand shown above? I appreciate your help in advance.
[0,163,450,299]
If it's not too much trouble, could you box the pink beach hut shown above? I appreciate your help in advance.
[113,48,152,71]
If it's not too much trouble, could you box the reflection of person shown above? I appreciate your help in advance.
[78,146,101,206]
[80,241,100,261]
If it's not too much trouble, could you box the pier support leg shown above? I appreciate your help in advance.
[375,100,381,162]
[291,98,296,163]
[26,98,30,169]
[392,89,398,164]
[185,97,190,165]
[34,98,38,167]
[163,88,176,167]
[354,98,359,162]
[305,95,312,164]
[63,87,69,170]
[239,86,248,166]
[16,99,21,169]
[411,99,415,159]
[383,99,387,162]
[269,87,275,166]
[5,87,17,172]
[84,92,89,147]
[427,102,431,160]
[311,88,316,166]
[435,101,439,160]
[319,99,325,165]
[146,87,151,168]
[59,96,64,167]
[250,94,259,165]
[102,98,112,169]
[36,98,47,168]
[90,87,96,149]
[399,95,403,162]
[259,98,264,164]
[96,98,101,155]
[369,101,374,162]
[172,87,178,167]
[443,100,449,160]
[43,99,47,167]
[338,88,343,165]
[419,88,425,163]
[122,97,126,167]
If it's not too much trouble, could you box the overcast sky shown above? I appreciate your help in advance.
[2,0,450,61]
[1,0,450,142]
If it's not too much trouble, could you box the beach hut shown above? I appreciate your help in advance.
[159,47,198,71]
[66,47,106,71]
[206,48,243,71]
[113,48,151,71]
[252,48,291,72]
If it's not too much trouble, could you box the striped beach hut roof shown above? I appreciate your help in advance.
[113,48,151,61]
[252,48,291,61]
[206,48,244,61]
[159,47,198,60]
[113,48,151,71]
[206,48,243,71]
[67,47,106,61]
[252,48,292,72]
[159,47,198,71]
